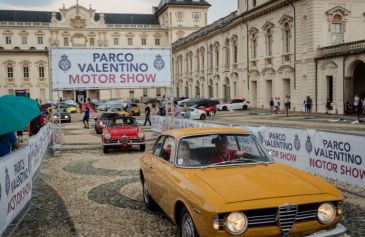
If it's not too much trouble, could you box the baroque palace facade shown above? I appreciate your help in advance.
[0,0,210,102]
[172,0,365,114]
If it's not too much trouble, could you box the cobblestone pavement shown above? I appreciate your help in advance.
[11,113,365,236]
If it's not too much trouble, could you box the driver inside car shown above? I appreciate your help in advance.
[177,141,200,166]
[209,135,245,163]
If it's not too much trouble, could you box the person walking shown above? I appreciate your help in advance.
[83,102,90,129]
[269,98,274,113]
[167,102,174,116]
[326,98,331,114]
[144,104,152,126]
[0,132,20,157]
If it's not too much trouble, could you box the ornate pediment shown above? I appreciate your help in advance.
[325,6,351,16]
[249,27,259,35]
[262,21,275,31]
[279,15,293,25]
[71,15,86,28]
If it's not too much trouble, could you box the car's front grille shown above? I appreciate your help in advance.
[277,204,298,236]
[219,203,320,233]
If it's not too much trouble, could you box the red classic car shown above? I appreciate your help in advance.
[94,112,119,134]
[102,116,146,153]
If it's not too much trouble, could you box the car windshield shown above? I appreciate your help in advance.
[176,134,272,168]
[108,117,136,127]
[100,113,119,120]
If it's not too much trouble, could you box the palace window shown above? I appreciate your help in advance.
[196,49,200,71]
[5,36,11,44]
[64,37,69,46]
[90,37,95,46]
[251,32,258,59]
[225,39,230,66]
[284,22,291,53]
[39,66,45,78]
[141,37,147,46]
[176,12,184,21]
[192,12,201,20]
[331,15,343,45]
[215,45,220,67]
[252,0,257,7]
[155,38,160,46]
[266,28,273,57]
[143,88,148,97]
[189,53,193,72]
[156,88,161,97]
[129,89,134,98]
[201,49,205,69]
[7,65,14,78]
[128,38,133,46]
[232,36,238,64]
[22,36,27,45]
[114,37,119,45]
[327,76,334,103]
[37,36,43,45]
[23,66,29,78]
[209,44,213,69]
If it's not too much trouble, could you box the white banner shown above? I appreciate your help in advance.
[0,124,52,234]
[0,148,32,234]
[51,48,171,89]
[152,116,365,188]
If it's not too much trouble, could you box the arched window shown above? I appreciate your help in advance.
[251,32,258,59]
[284,22,291,53]
[196,49,200,71]
[266,28,273,57]
[225,39,230,66]
[215,44,220,67]
[331,14,343,45]
[209,44,213,69]
[232,36,238,64]
[201,48,205,70]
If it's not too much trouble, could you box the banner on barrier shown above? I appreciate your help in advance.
[0,124,52,235]
[51,48,171,89]
[0,148,32,234]
[151,116,365,188]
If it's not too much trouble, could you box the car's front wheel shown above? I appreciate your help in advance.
[179,207,199,237]
[208,110,215,117]
[222,106,228,111]
[200,114,206,120]
[140,144,146,152]
[103,146,108,154]
[242,105,248,110]
[142,180,157,210]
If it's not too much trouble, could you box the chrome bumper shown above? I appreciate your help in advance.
[103,141,146,146]
[306,224,347,237]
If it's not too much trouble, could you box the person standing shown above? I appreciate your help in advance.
[83,102,90,129]
[167,102,174,116]
[0,132,20,157]
[354,95,360,113]
[183,104,191,119]
[174,102,183,118]
[29,115,46,136]
[284,95,289,113]
[144,104,152,126]
[151,104,157,115]
[307,96,312,113]
[273,97,279,114]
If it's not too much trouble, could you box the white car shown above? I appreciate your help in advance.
[217,99,250,111]
[181,108,207,120]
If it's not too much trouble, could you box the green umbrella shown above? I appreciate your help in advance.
[0,95,41,135]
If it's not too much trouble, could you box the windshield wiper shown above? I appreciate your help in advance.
[203,155,271,169]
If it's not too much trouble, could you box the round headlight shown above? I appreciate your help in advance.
[138,132,144,139]
[225,212,248,235]
[317,203,336,224]
[104,133,111,140]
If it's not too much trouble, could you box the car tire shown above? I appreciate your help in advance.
[223,106,228,111]
[242,105,248,110]
[178,207,199,237]
[208,110,215,117]
[103,146,108,154]
[200,114,206,120]
[142,180,158,210]
[140,144,146,152]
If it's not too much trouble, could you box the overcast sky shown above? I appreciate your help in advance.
[0,0,237,23]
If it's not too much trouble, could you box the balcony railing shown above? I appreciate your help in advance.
[317,40,365,59]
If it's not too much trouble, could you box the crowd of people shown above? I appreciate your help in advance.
[347,94,365,115]
[143,101,192,126]
[269,95,291,114]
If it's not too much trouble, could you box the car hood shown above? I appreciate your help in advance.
[193,163,334,203]
[108,126,139,137]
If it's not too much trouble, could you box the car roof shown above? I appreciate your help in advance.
[162,127,252,138]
